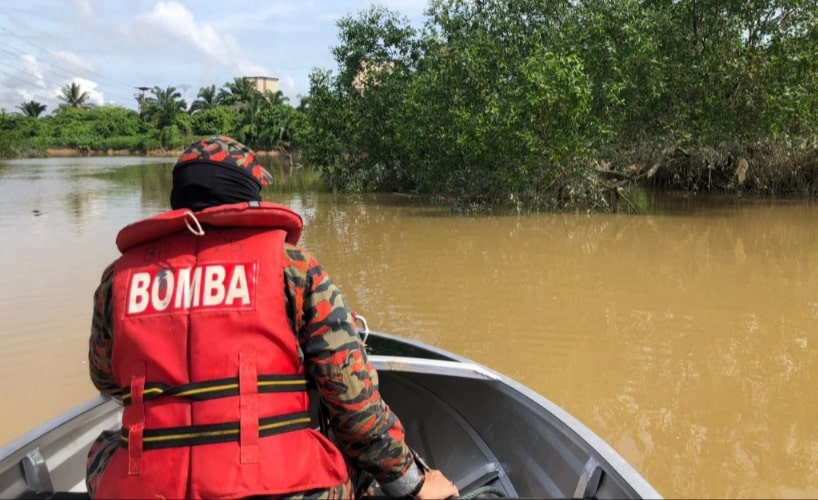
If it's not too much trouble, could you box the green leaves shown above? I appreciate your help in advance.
[16,100,47,118]
[304,0,601,209]
[6,0,816,203]
[140,86,187,135]
[58,82,90,109]
[300,0,818,208]
[2,78,309,158]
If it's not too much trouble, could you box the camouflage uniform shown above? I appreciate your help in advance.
[87,242,422,499]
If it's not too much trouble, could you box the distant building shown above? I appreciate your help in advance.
[353,61,395,93]
[246,76,280,94]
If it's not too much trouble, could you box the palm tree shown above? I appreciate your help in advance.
[58,82,90,108]
[264,89,289,106]
[17,100,47,118]
[268,116,293,153]
[296,94,310,112]
[189,84,221,114]
[218,77,260,107]
[141,86,187,129]
[235,94,264,146]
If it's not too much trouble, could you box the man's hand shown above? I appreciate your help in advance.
[417,469,459,499]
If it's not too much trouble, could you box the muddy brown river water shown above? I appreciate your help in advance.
[1,157,817,498]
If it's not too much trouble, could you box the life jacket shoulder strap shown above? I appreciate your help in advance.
[116,201,303,253]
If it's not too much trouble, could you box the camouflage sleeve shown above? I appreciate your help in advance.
[88,262,123,398]
[283,244,423,497]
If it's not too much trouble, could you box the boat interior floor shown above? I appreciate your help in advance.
[22,493,88,499]
[376,370,518,498]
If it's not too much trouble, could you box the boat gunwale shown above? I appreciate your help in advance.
[366,331,662,499]
[0,396,118,464]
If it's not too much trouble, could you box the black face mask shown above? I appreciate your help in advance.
[170,161,262,211]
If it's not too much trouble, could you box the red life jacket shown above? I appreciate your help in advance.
[96,201,349,499]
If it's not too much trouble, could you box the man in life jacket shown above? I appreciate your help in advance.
[86,136,459,499]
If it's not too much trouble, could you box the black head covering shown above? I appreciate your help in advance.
[170,136,273,211]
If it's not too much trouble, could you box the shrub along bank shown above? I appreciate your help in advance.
[304,1,818,211]
[5,1,818,212]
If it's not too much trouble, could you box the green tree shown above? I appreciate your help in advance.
[256,104,301,152]
[17,100,47,118]
[0,110,24,157]
[565,0,667,141]
[306,5,421,192]
[234,91,269,148]
[87,105,142,136]
[570,0,818,145]
[189,84,221,114]
[58,82,90,108]
[216,78,267,148]
[411,0,596,207]
[296,95,310,112]
[218,77,260,107]
[191,105,241,136]
[141,86,187,130]
[331,5,420,91]
[307,2,598,208]
[263,89,289,106]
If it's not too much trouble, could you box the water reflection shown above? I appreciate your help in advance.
[87,160,175,211]
[1,158,818,499]
[285,193,818,498]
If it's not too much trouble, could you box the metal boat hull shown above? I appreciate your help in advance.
[0,332,661,499]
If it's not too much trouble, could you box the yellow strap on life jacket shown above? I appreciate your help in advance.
[120,374,308,405]
[118,411,312,450]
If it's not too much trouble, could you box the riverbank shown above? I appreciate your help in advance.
[44,147,182,158]
[43,148,288,158]
[12,144,818,209]
[594,140,818,201]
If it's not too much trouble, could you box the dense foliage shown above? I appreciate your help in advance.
[3,0,817,210]
[0,78,308,159]
[306,0,818,210]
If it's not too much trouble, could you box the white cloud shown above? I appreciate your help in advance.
[0,54,48,111]
[0,53,108,112]
[53,51,99,75]
[20,54,46,87]
[212,1,305,30]
[124,1,270,77]
[0,0,433,113]
[278,75,302,98]
[55,77,106,107]
[69,0,95,19]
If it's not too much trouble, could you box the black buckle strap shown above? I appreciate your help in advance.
[119,411,312,450]
[121,374,307,405]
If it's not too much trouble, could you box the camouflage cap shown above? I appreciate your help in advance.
[175,136,273,186]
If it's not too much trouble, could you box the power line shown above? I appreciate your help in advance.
[0,64,135,105]
[0,26,241,109]
[0,35,137,106]
[0,27,144,108]
[0,68,48,92]
[0,26,135,92]
[0,42,84,88]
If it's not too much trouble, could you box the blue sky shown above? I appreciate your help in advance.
[0,0,428,113]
